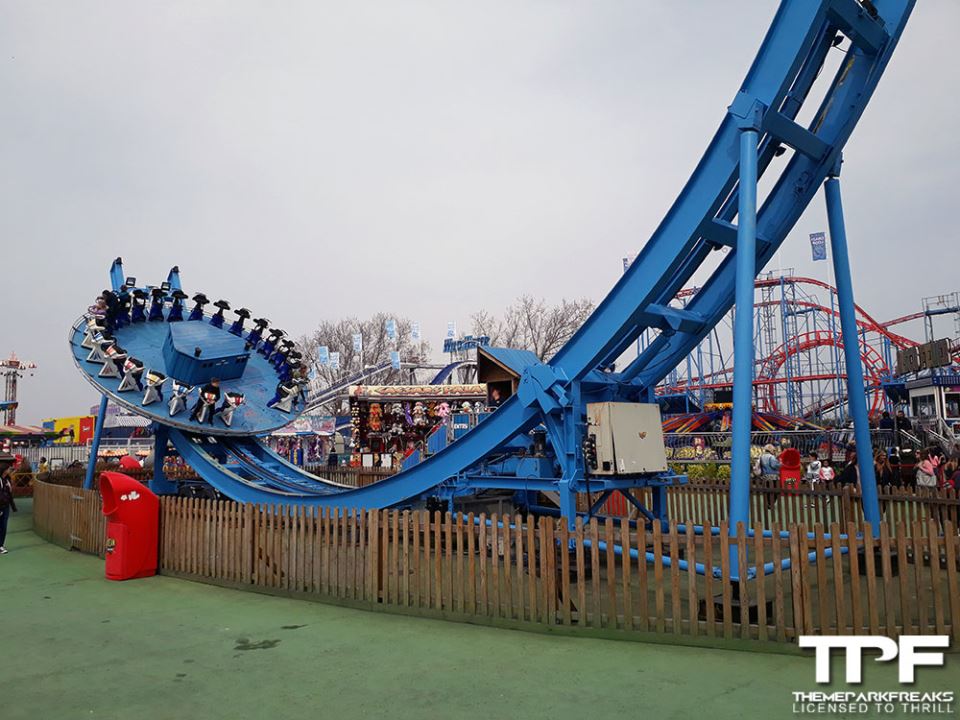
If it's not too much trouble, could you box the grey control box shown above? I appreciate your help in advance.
[585,402,667,475]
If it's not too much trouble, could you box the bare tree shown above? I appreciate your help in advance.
[471,295,594,360]
[299,313,430,389]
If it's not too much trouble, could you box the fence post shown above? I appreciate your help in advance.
[368,510,380,603]
[242,503,253,584]
[840,486,854,528]
[788,526,806,637]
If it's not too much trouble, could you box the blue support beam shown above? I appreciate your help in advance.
[699,218,772,250]
[643,304,707,335]
[729,128,759,574]
[827,0,889,54]
[764,111,830,160]
[83,395,109,490]
[824,174,881,531]
[149,423,178,495]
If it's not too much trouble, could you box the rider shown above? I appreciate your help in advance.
[189,378,221,424]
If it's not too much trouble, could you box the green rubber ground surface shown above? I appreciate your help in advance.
[3,500,957,720]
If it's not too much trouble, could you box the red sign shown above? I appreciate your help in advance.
[79,417,95,443]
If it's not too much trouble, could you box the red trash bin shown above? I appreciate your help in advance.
[99,471,159,580]
[779,448,802,492]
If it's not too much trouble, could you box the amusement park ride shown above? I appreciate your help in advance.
[660,275,960,421]
[1,352,38,425]
[71,0,917,578]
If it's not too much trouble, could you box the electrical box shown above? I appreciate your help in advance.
[585,402,667,475]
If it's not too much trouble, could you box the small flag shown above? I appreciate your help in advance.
[352,333,363,352]
[386,319,397,341]
[390,350,401,370]
[318,346,329,366]
[330,352,340,370]
[446,321,456,339]
[411,321,421,342]
[810,232,827,261]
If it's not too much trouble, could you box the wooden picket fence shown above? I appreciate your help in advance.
[32,480,960,648]
[585,482,960,538]
[671,482,960,536]
[32,481,107,555]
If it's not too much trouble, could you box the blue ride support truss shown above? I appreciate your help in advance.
[73,0,914,575]
[825,171,881,531]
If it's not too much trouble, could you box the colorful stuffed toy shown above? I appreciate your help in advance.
[412,401,426,427]
[368,403,383,432]
[437,401,451,423]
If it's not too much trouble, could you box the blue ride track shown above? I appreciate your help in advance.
[72,0,915,516]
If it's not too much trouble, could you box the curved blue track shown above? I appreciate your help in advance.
[430,362,470,385]
[91,0,916,509]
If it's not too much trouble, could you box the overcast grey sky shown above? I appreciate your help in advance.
[1,1,957,424]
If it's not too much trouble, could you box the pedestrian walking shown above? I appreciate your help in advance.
[0,467,18,554]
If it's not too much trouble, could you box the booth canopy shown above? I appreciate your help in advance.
[0,424,58,438]
[348,384,487,401]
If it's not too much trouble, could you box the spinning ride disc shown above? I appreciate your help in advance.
[69,263,307,437]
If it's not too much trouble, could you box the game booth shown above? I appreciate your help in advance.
[267,414,337,466]
[348,384,489,469]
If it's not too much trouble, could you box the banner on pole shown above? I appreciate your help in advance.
[386,319,397,341]
[330,352,340,370]
[390,350,401,370]
[411,321,421,342]
[352,333,363,352]
[810,232,827,261]
[318,346,330,366]
[446,321,456,339]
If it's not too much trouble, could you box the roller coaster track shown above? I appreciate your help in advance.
[664,276,957,415]
[161,0,916,507]
[756,329,888,415]
[303,360,449,413]
[678,275,918,347]
[662,294,908,387]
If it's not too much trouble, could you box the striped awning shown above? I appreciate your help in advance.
[0,424,58,437]
[105,414,152,428]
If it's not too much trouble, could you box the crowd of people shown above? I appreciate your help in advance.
[754,439,959,491]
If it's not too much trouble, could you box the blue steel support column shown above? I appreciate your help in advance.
[729,128,759,572]
[83,395,109,490]
[149,423,177,495]
[824,175,881,531]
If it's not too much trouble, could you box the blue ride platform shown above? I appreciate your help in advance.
[70,302,296,438]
